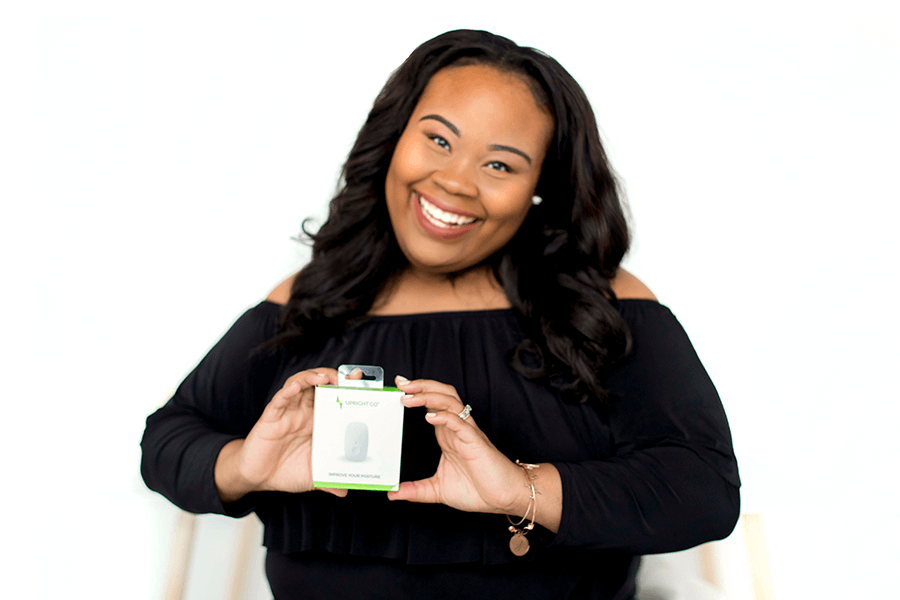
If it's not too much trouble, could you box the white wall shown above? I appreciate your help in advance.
[3,2,898,598]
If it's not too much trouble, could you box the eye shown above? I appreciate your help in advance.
[486,161,512,173]
[427,134,451,151]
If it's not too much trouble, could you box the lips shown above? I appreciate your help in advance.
[412,192,480,239]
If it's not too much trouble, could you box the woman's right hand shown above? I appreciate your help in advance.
[215,368,349,502]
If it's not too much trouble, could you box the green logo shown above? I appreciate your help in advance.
[336,396,342,409]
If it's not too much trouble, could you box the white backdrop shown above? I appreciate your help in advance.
[2,2,899,598]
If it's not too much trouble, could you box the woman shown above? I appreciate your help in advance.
[141,30,740,599]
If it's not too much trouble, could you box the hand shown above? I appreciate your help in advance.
[386,376,529,516]
[219,368,355,500]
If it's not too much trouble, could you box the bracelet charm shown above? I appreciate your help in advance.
[506,461,540,556]
[509,530,530,556]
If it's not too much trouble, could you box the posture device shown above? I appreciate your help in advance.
[344,422,369,462]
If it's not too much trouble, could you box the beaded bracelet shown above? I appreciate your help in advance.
[507,461,540,556]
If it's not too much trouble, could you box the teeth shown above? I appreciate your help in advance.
[418,194,477,228]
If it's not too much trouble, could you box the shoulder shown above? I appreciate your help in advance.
[266,273,297,305]
[610,268,657,301]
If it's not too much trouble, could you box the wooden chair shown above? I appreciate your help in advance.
[636,513,775,600]
[162,511,269,600]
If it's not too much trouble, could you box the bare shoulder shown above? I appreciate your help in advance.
[610,268,658,301]
[266,273,297,305]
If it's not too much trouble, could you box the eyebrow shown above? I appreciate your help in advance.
[420,114,459,136]
[488,144,532,165]
[419,114,533,165]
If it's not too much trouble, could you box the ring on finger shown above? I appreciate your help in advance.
[457,404,472,420]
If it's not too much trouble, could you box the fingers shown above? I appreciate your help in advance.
[300,368,338,388]
[319,487,349,498]
[400,392,470,417]
[424,410,481,442]
[395,375,459,399]
[386,479,439,504]
[269,368,337,410]
[395,375,472,420]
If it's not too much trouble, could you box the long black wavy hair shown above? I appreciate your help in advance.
[275,29,632,405]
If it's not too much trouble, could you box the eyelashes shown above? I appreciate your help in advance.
[425,134,514,174]
[428,134,451,150]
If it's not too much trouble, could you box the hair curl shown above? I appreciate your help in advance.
[273,30,632,404]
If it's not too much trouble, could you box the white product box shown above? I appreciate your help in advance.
[311,365,405,491]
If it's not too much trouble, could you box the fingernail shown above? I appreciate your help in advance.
[396,375,410,384]
[426,412,436,418]
[350,367,362,375]
[315,372,326,377]
[402,394,414,399]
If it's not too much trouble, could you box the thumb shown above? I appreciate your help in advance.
[387,478,439,504]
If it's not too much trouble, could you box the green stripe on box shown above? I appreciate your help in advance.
[314,482,397,491]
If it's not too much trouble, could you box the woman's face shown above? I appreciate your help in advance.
[384,64,554,276]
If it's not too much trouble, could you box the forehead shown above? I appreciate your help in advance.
[412,64,554,143]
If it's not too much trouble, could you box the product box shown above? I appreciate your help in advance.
[311,365,405,491]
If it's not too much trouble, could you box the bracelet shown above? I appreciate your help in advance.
[506,460,540,556]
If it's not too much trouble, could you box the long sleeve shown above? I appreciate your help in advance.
[550,301,740,553]
[140,301,284,516]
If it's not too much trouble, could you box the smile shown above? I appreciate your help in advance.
[416,193,478,228]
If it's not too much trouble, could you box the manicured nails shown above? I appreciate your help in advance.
[349,367,362,376]
[425,412,436,418]
[396,375,410,385]
[402,394,414,399]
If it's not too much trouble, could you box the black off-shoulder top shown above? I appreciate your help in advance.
[141,300,739,599]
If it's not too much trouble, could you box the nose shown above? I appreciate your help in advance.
[432,158,477,198]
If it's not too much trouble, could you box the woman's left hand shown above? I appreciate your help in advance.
[386,376,530,516]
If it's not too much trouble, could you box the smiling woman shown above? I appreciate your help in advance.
[141,29,739,600]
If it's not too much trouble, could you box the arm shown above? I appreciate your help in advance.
[551,299,740,552]
[140,303,282,515]
[141,277,349,513]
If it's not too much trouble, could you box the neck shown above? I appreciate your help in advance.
[369,265,511,315]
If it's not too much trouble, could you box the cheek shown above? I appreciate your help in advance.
[484,187,534,226]
[389,140,432,185]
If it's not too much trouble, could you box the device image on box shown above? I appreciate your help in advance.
[344,422,368,462]
[311,365,405,491]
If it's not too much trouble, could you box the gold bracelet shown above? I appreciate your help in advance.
[506,460,540,556]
